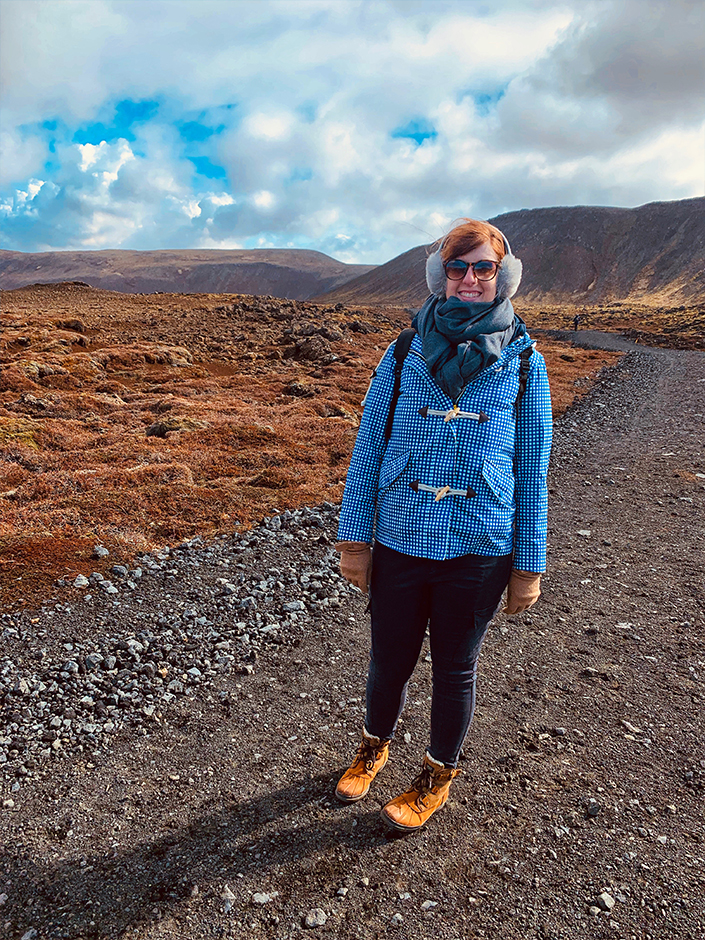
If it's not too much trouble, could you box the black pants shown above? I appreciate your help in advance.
[365,542,512,767]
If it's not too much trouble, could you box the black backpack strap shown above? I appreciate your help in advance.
[514,346,533,415]
[384,328,416,443]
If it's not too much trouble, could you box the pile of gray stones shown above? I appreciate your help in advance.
[0,503,346,789]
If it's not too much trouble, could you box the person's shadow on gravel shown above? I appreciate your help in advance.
[1,770,390,938]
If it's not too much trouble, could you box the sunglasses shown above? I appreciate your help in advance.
[444,259,499,281]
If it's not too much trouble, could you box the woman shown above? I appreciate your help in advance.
[333,219,552,832]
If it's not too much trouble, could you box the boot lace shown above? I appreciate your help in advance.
[357,740,383,772]
[409,765,435,800]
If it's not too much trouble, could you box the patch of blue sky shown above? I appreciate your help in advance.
[460,87,507,116]
[288,168,313,182]
[296,102,318,124]
[391,119,437,145]
[73,120,132,145]
[178,119,226,142]
[115,99,159,124]
[72,98,160,145]
[475,90,506,116]
[188,156,228,180]
[21,117,65,142]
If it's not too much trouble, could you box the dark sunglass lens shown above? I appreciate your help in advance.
[445,260,468,280]
[473,261,497,280]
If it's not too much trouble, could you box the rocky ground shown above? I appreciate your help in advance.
[1,335,704,940]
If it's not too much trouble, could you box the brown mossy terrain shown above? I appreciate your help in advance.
[1,283,620,608]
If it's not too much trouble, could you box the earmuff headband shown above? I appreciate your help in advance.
[425,225,522,300]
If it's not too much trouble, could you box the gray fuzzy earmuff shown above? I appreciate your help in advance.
[425,230,522,300]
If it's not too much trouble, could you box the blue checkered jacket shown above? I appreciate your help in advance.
[337,332,552,572]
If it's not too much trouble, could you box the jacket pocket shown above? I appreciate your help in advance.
[481,457,515,507]
[378,449,411,492]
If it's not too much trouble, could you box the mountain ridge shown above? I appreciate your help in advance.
[2,197,702,305]
[0,247,374,301]
[315,196,705,306]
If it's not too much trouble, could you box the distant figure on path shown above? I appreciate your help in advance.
[573,314,580,331]
[334,219,553,832]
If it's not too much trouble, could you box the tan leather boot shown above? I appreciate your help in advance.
[335,730,391,803]
[380,752,460,832]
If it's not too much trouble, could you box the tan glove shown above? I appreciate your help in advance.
[335,541,372,593]
[504,569,541,614]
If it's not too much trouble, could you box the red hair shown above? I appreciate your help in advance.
[439,219,506,263]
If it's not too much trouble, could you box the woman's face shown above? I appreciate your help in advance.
[444,241,500,304]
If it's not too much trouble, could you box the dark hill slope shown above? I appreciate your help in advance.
[0,248,374,301]
[316,197,705,306]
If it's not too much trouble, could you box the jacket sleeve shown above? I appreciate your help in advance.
[337,343,396,543]
[513,350,552,572]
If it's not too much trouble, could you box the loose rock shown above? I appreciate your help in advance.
[304,908,327,928]
[252,891,278,905]
[597,892,616,911]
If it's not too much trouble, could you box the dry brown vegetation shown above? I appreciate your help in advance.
[1,283,621,608]
[520,301,705,349]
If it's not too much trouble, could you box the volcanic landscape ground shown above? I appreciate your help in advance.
[1,285,703,940]
[0,283,621,608]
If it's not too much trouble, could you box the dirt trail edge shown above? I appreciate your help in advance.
[1,339,704,940]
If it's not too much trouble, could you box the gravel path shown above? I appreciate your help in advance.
[534,328,646,353]
[1,339,704,940]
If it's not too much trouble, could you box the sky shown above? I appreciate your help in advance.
[1,0,703,263]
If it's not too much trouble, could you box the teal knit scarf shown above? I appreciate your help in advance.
[412,294,526,401]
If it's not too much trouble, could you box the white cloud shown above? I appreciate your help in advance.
[208,194,235,208]
[77,139,134,181]
[495,0,705,155]
[244,113,296,141]
[0,125,48,187]
[182,198,202,219]
[77,142,105,172]
[252,190,275,209]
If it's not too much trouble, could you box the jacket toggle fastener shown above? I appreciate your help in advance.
[410,480,476,501]
[418,405,489,423]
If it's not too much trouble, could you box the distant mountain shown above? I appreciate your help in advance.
[315,197,705,307]
[0,248,374,301]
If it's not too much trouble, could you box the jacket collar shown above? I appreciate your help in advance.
[406,331,534,406]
